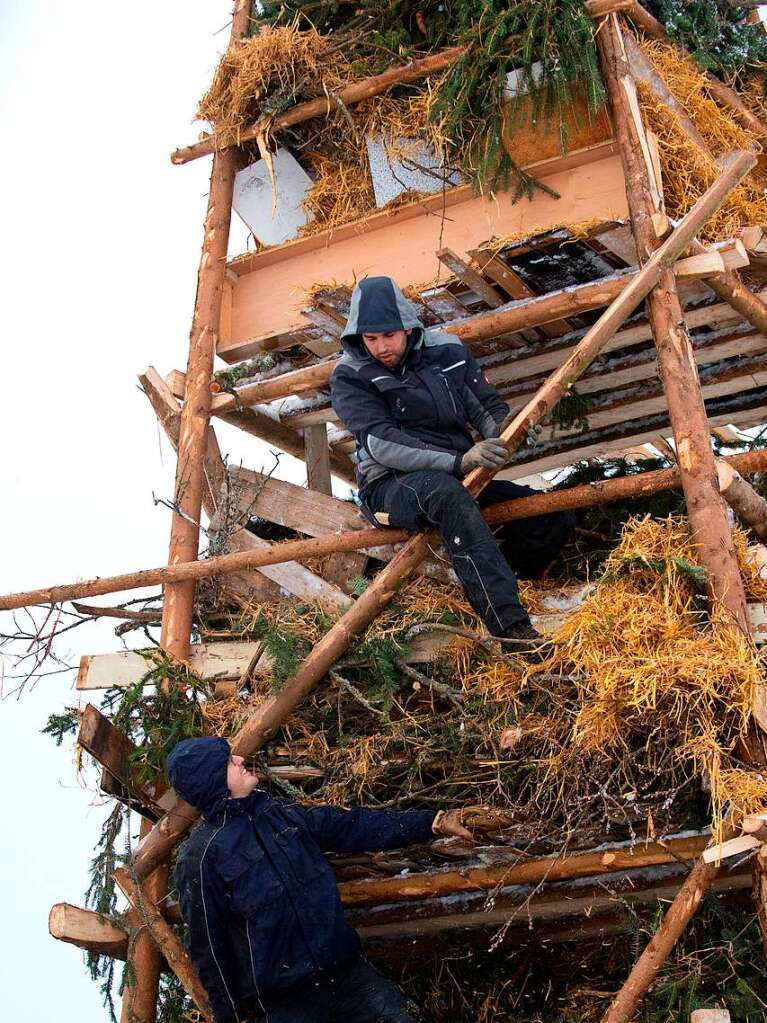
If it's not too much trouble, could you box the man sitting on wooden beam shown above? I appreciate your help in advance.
[168,736,469,1023]
[331,276,574,652]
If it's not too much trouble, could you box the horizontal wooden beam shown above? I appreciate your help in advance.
[76,627,467,691]
[77,641,262,691]
[6,429,767,615]
[285,319,767,431]
[213,252,752,414]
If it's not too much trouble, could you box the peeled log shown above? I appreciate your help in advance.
[5,446,767,615]
[338,833,710,907]
[49,903,130,959]
[717,459,767,542]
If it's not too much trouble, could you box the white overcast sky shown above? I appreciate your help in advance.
[0,3,313,1019]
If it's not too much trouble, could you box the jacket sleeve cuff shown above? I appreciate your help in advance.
[453,452,464,477]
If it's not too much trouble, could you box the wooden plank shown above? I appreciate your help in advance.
[502,329,767,404]
[674,250,727,280]
[220,152,629,360]
[301,306,343,338]
[702,834,760,863]
[139,368,282,602]
[77,629,463,692]
[226,465,364,536]
[216,403,356,485]
[272,317,767,433]
[468,247,573,338]
[421,286,468,321]
[78,704,171,819]
[487,285,767,386]
[164,369,186,399]
[304,424,332,495]
[223,465,451,582]
[76,642,262,691]
[500,398,767,479]
[435,247,504,307]
[224,526,352,612]
[215,261,760,413]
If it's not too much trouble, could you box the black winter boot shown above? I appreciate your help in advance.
[498,620,553,664]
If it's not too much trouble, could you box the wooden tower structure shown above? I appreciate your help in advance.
[7,1,767,1020]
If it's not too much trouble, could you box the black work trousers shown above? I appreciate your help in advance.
[366,471,575,636]
[257,957,420,1022]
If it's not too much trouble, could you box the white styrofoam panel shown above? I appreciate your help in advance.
[366,136,462,208]
[504,61,543,99]
[233,147,314,246]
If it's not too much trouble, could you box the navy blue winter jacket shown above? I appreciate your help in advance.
[168,737,436,1023]
[330,276,509,496]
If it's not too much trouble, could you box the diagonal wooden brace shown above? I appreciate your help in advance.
[114,867,213,1020]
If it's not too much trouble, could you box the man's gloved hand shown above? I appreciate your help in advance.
[432,809,474,841]
[460,439,508,474]
[485,409,514,439]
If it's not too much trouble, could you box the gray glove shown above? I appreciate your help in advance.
[485,409,514,439]
[460,438,508,474]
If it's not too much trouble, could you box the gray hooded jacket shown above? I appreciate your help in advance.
[330,276,509,494]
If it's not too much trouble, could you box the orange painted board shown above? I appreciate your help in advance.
[219,148,628,363]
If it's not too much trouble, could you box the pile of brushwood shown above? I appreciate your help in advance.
[193,0,767,232]
[43,444,767,1021]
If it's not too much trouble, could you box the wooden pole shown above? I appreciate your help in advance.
[119,820,168,1023]
[121,8,251,1021]
[304,424,332,495]
[170,47,467,165]
[600,853,726,1023]
[484,446,767,524]
[49,903,133,959]
[688,240,767,337]
[78,704,169,819]
[131,156,756,880]
[339,834,710,907]
[593,15,762,1023]
[114,868,214,1021]
[0,527,407,611]
[161,0,251,664]
[597,15,751,631]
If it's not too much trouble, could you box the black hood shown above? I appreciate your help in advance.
[166,736,230,819]
[340,276,423,356]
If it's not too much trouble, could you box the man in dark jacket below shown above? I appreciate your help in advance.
[168,736,470,1023]
[330,276,575,649]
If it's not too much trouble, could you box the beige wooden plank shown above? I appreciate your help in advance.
[226,527,352,612]
[77,642,262,691]
[500,401,767,479]
[304,424,332,495]
[436,247,504,307]
[468,248,573,338]
[221,152,628,361]
[228,465,365,536]
[275,319,767,431]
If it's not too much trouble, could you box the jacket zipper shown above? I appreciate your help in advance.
[442,374,458,416]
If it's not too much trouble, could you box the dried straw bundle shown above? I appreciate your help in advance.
[532,515,767,840]
[300,151,375,234]
[636,37,767,241]
[197,26,353,145]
